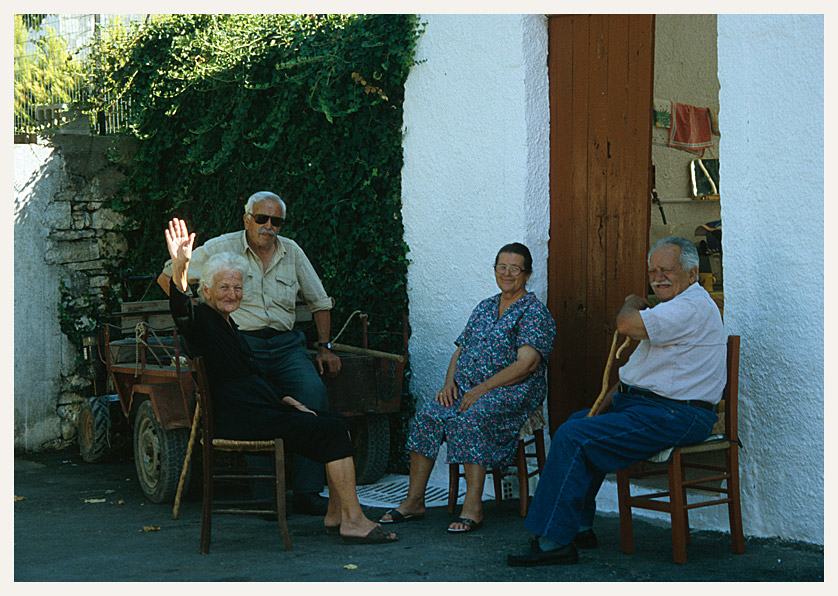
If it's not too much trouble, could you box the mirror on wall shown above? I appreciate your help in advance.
[691,158,720,198]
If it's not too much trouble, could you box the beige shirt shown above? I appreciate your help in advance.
[618,282,726,404]
[162,231,333,332]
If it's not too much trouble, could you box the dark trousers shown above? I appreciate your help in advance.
[242,329,330,495]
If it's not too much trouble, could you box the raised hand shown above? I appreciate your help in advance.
[165,218,195,265]
[165,218,195,293]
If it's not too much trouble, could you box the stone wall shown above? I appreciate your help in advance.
[14,134,136,452]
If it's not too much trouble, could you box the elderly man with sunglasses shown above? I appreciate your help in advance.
[157,190,340,515]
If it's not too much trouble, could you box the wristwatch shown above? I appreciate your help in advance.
[317,342,332,350]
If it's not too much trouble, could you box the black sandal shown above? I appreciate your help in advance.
[447,517,482,533]
[378,509,425,524]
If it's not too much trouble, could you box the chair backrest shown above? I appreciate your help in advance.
[189,356,215,444]
[721,335,741,442]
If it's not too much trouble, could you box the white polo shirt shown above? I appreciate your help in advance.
[618,282,726,404]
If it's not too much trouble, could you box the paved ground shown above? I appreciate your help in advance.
[14,447,824,582]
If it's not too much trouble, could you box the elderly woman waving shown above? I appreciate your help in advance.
[165,218,396,545]
[380,243,556,533]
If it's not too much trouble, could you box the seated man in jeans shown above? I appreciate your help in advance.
[507,236,726,567]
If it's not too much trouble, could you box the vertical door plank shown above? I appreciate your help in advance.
[585,14,611,401]
[625,14,655,295]
[548,15,592,429]
[566,15,592,424]
[546,15,574,431]
[605,14,631,339]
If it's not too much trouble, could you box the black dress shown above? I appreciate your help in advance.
[169,281,352,463]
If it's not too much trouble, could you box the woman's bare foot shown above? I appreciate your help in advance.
[340,515,397,541]
[324,513,341,532]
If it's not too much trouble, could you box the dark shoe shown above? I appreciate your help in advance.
[574,529,598,549]
[507,539,578,567]
[341,525,399,545]
[293,492,329,516]
[325,525,340,536]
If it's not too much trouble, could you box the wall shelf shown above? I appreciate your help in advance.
[659,197,720,204]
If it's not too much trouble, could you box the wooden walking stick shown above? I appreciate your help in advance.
[172,399,201,520]
[587,330,631,417]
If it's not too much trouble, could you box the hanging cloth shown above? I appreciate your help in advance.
[668,101,714,156]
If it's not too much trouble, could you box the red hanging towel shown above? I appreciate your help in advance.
[669,101,713,156]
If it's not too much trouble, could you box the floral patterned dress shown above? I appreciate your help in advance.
[406,292,556,467]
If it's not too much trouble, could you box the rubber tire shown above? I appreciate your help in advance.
[133,400,190,503]
[78,395,111,463]
[352,414,390,485]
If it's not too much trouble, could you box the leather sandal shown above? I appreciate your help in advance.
[378,509,425,524]
[447,517,482,533]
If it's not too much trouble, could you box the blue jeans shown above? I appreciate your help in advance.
[523,392,718,545]
[242,329,329,494]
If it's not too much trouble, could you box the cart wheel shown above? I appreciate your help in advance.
[133,400,190,503]
[352,414,390,485]
[78,395,111,463]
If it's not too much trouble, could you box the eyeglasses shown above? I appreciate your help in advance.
[494,264,525,276]
[249,213,285,226]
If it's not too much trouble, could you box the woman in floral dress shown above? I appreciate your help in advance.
[380,243,556,532]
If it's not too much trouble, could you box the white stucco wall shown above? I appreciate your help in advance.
[716,14,824,544]
[14,143,75,451]
[401,14,550,485]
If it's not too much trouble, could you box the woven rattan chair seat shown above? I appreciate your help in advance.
[211,438,276,452]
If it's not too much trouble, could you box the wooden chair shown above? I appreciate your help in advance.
[447,407,547,517]
[188,356,292,554]
[616,335,744,564]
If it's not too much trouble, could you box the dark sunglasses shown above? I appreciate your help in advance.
[250,213,285,226]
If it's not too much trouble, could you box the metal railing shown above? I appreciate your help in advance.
[14,14,160,136]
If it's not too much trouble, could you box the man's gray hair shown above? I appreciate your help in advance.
[199,252,248,295]
[244,191,286,216]
[648,236,700,271]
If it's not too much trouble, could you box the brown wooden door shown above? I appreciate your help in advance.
[546,14,655,432]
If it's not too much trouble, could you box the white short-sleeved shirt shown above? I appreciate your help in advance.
[618,282,726,404]
[162,231,333,332]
